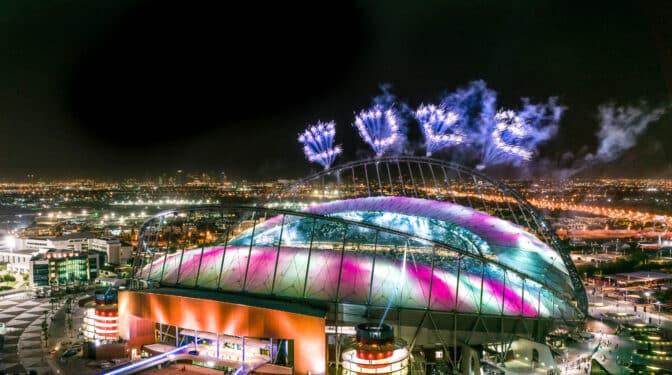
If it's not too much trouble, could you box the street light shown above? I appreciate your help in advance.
[602,289,605,306]
[645,292,652,322]
[655,301,662,326]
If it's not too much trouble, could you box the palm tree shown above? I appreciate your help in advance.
[67,316,73,338]
[41,311,49,348]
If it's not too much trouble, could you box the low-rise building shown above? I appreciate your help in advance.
[17,232,97,252]
[0,248,35,264]
[15,233,131,265]
[7,262,29,273]
[0,248,36,273]
[90,238,133,265]
[29,250,101,288]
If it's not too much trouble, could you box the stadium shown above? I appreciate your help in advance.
[120,157,587,375]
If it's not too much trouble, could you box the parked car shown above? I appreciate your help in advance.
[60,348,79,360]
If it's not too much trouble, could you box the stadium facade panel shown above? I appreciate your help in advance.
[138,196,581,321]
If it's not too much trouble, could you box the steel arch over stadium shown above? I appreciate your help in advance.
[128,156,587,369]
[267,155,587,316]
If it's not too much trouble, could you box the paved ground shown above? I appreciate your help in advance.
[484,290,672,375]
[0,292,54,374]
[0,291,101,375]
[44,294,104,375]
[6,283,672,375]
[142,363,226,375]
[586,292,672,374]
[588,291,670,330]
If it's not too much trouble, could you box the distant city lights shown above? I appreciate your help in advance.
[111,198,215,206]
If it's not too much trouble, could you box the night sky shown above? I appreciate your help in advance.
[1,0,671,180]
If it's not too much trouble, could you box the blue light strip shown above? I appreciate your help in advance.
[102,344,191,375]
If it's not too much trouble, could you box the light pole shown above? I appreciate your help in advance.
[602,289,605,305]
[655,301,662,326]
[645,292,652,323]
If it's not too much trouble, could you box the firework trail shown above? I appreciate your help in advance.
[354,106,401,157]
[438,80,497,167]
[297,80,571,171]
[479,98,564,169]
[415,104,463,156]
[481,109,533,165]
[435,81,565,169]
[298,121,342,170]
[294,80,670,177]
[354,85,407,157]
[440,80,497,145]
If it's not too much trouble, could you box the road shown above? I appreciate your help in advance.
[45,293,103,375]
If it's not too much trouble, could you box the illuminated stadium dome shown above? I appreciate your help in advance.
[122,156,586,375]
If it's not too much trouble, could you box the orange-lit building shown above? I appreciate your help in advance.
[119,288,326,374]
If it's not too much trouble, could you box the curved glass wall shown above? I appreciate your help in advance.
[137,197,582,321]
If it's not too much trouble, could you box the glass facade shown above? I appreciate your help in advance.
[31,262,50,287]
[88,254,101,280]
[139,196,582,321]
[49,255,90,285]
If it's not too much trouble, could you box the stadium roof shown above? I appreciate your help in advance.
[140,196,582,321]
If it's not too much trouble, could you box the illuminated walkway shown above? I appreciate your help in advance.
[102,345,190,375]
[141,363,222,375]
[101,344,273,375]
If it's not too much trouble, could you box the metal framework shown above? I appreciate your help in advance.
[128,156,587,372]
[266,156,587,316]
[134,205,578,316]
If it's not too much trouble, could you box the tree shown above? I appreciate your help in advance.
[66,316,73,338]
[41,311,50,348]
[65,297,74,337]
